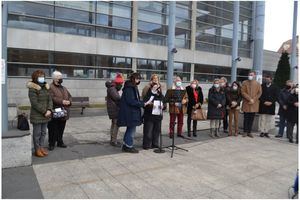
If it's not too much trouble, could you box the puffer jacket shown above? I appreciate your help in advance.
[106,81,121,119]
[27,81,53,124]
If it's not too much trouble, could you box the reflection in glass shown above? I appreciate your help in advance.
[8,14,54,32]
[55,21,95,37]
[55,7,94,24]
[96,27,131,41]
[8,1,54,18]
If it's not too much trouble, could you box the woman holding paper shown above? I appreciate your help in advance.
[142,83,165,149]
[118,72,149,153]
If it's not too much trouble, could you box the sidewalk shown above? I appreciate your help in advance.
[2,110,298,199]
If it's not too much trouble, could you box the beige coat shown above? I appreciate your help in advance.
[241,80,262,113]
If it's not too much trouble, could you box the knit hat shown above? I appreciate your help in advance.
[114,73,124,84]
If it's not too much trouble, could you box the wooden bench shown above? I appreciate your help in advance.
[71,97,89,115]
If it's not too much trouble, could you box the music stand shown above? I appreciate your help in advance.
[163,89,189,158]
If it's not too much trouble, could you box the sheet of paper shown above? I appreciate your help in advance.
[145,96,154,105]
[55,108,62,112]
[152,100,162,115]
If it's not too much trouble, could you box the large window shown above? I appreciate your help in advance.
[137,1,191,49]
[196,1,252,57]
[7,48,132,79]
[7,1,132,42]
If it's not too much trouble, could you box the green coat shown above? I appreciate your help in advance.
[27,81,53,124]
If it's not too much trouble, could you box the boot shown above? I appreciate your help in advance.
[187,130,191,137]
[40,147,48,156]
[215,128,220,137]
[35,148,44,157]
[210,128,215,138]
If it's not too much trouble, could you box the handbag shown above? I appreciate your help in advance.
[52,107,67,119]
[191,108,207,120]
[17,113,30,131]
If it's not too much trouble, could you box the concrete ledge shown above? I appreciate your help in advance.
[2,129,32,169]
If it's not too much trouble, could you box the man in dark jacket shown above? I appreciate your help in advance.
[258,75,279,138]
[186,80,204,137]
[286,86,298,143]
[106,73,124,147]
[117,73,149,153]
[275,80,293,138]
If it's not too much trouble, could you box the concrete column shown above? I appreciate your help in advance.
[167,1,176,89]
[2,1,8,132]
[190,1,196,81]
[250,2,256,59]
[231,1,240,83]
[131,1,138,72]
[290,1,298,82]
[253,1,265,77]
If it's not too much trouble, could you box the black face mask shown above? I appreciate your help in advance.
[58,79,63,84]
[116,85,122,91]
[286,85,292,90]
[136,81,140,85]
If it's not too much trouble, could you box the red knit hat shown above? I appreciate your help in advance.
[114,73,124,84]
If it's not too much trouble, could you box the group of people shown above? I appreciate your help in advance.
[28,70,71,157]
[27,69,298,157]
[106,71,298,154]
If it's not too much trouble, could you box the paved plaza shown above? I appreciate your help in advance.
[2,109,298,199]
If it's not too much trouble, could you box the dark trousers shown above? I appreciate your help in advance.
[187,112,197,134]
[278,114,288,137]
[243,112,255,133]
[287,122,298,142]
[47,119,66,146]
[223,109,228,130]
[143,119,161,148]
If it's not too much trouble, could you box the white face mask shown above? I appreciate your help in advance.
[233,86,238,90]
[214,84,219,88]
[37,77,45,83]
[191,84,196,89]
[248,76,254,81]
[176,81,182,87]
[220,82,225,87]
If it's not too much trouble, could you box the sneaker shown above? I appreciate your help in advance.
[264,133,270,138]
[275,135,282,138]
[110,141,122,147]
[248,133,254,138]
[260,132,264,137]
[122,145,139,153]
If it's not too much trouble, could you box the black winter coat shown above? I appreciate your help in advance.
[143,89,164,121]
[105,81,121,119]
[207,87,226,120]
[186,85,204,114]
[117,81,144,127]
[278,88,291,116]
[258,83,279,115]
[286,93,298,124]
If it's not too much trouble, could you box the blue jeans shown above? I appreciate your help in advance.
[278,114,287,136]
[123,126,136,148]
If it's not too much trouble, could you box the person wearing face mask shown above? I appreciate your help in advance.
[258,75,279,138]
[226,81,242,136]
[142,74,162,99]
[168,76,188,138]
[219,77,230,133]
[185,80,203,137]
[27,70,53,157]
[105,73,124,147]
[207,79,226,138]
[142,83,165,149]
[118,72,149,153]
[47,71,72,151]
[241,71,262,138]
[286,85,298,144]
[276,80,294,138]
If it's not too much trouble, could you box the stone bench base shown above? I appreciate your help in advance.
[2,130,32,169]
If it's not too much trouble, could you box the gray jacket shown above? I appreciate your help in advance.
[105,81,121,119]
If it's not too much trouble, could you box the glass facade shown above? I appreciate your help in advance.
[8,1,132,41]
[7,1,255,83]
[196,1,252,57]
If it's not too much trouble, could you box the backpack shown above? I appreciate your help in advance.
[17,113,30,131]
